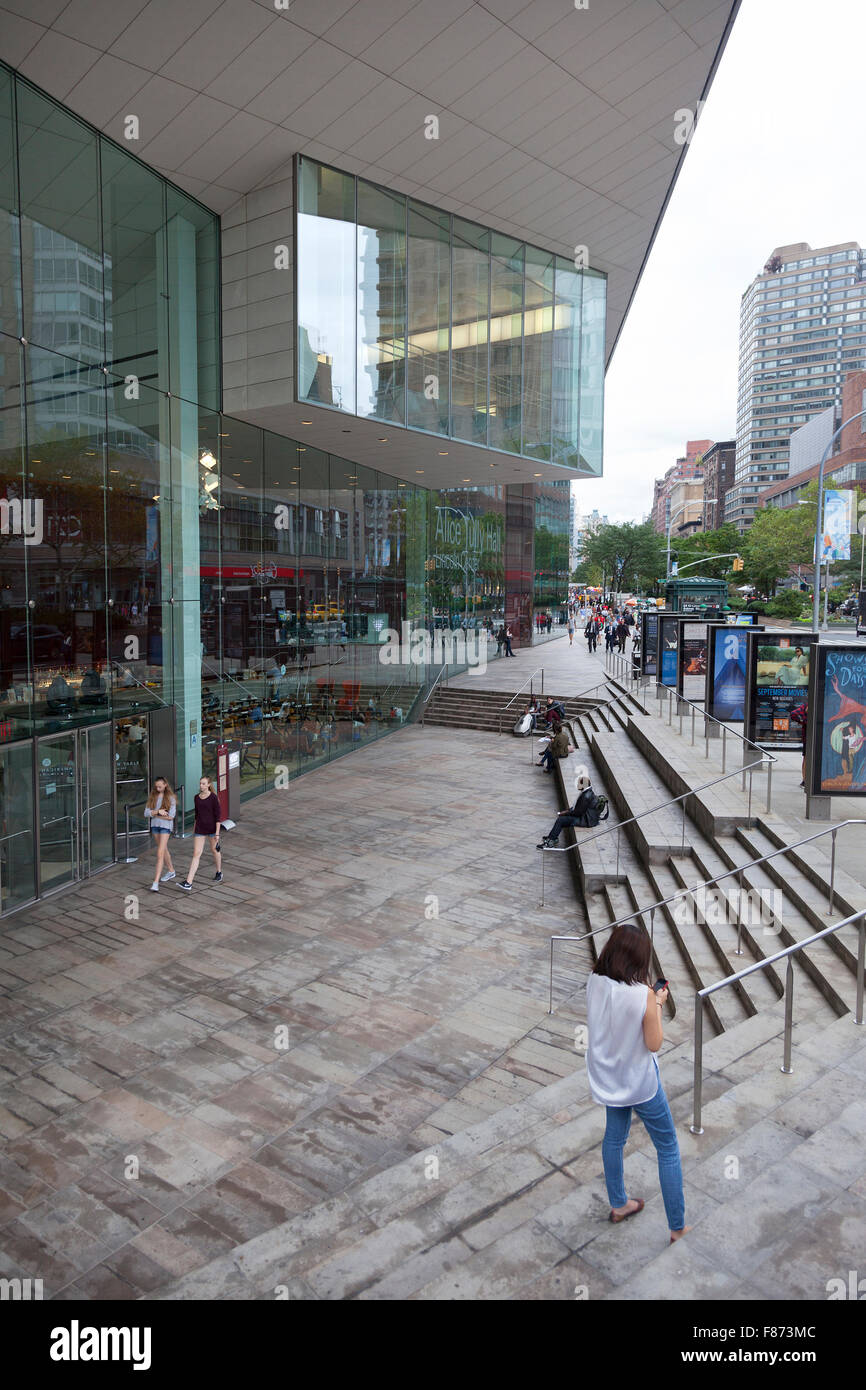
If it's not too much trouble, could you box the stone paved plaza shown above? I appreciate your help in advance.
[2,632,864,1301]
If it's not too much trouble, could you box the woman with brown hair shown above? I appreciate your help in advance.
[143,776,177,892]
[177,776,222,892]
[586,923,689,1243]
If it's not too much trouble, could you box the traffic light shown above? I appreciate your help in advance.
[733,556,744,572]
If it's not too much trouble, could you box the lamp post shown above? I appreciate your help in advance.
[666,501,716,581]
[811,409,866,632]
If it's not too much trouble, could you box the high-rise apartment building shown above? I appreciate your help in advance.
[701,440,736,531]
[728,241,866,531]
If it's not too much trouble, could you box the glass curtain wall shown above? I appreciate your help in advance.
[297,156,606,471]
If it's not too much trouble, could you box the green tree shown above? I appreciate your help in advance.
[742,503,813,596]
[579,520,666,594]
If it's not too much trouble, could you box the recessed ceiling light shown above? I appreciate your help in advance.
[341,429,350,433]
[534,472,542,477]
[219,433,229,437]
[462,478,470,482]
[301,420,313,425]
[298,447,306,452]
[378,437,388,442]
[415,470,424,474]
[438,451,448,456]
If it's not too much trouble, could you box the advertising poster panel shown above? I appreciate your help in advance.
[676,620,716,702]
[705,625,763,722]
[744,631,817,749]
[811,646,866,794]
[818,490,854,563]
[659,613,680,687]
[641,609,660,677]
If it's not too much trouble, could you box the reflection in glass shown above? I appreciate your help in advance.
[489,235,523,454]
[0,742,36,911]
[357,180,406,423]
[0,67,21,338]
[36,731,77,893]
[407,201,450,434]
[17,84,103,366]
[451,218,489,445]
[522,246,554,460]
[579,269,606,474]
[552,257,583,468]
[297,159,356,413]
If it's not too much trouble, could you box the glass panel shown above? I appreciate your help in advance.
[37,731,77,893]
[105,370,168,720]
[297,159,356,413]
[522,245,554,460]
[0,741,35,911]
[489,234,523,454]
[534,480,570,627]
[0,67,21,338]
[218,418,265,799]
[17,83,104,365]
[579,268,606,474]
[101,141,167,395]
[356,179,406,423]
[298,445,335,764]
[262,429,300,784]
[407,201,450,434]
[24,345,111,735]
[84,721,113,872]
[166,185,219,411]
[115,713,148,840]
[198,407,222,773]
[451,218,489,445]
[552,256,583,468]
[0,335,31,741]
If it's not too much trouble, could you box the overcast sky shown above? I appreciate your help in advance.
[579,0,866,525]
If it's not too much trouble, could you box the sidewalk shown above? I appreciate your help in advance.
[450,631,611,698]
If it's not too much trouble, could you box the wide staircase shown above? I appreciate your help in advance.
[154,675,866,1300]
[422,681,642,735]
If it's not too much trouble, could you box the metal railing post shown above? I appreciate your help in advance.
[615,825,621,878]
[722,726,727,774]
[691,995,704,1134]
[829,828,837,914]
[650,905,655,946]
[747,767,753,829]
[548,938,554,1014]
[766,756,772,814]
[541,842,545,907]
[668,689,673,725]
[857,918,865,1026]
[691,707,695,746]
[781,957,794,1074]
[681,798,686,853]
[736,868,744,956]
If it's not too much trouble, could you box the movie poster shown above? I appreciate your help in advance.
[678,621,709,701]
[709,627,749,720]
[746,632,816,748]
[642,611,659,677]
[660,614,679,687]
[814,647,866,794]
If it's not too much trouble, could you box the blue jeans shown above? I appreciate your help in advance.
[602,1079,685,1231]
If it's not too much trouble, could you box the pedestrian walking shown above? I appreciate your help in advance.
[177,776,223,891]
[504,625,515,657]
[585,923,689,1244]
[585,617,598,653]
[144,777,177,891]
[567,614,575,646]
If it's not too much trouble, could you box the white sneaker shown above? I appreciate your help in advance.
[150,882,159,892]
[160,870,176,882]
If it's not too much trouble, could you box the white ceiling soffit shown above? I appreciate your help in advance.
[3,0,741,364]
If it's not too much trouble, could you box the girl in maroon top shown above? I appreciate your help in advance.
[178,776,222,891]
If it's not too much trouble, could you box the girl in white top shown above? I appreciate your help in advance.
[585,923,689,1243]
[143,777,177,892]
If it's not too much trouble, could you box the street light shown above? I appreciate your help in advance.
[811,409,866,632]
[666,502,716,581]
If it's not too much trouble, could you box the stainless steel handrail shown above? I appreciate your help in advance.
[650,677,779,794]
[691,906,866,1134]
[497,667,546,734]
[420,664,448,727]
[547,818,866,1013]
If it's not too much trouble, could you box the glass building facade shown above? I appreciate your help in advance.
[296,157,605,474]
[0,68,604,917]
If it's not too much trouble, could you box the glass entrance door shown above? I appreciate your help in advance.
[35,723,115,895]
[36,733,78,894]
[82,723,114,874]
